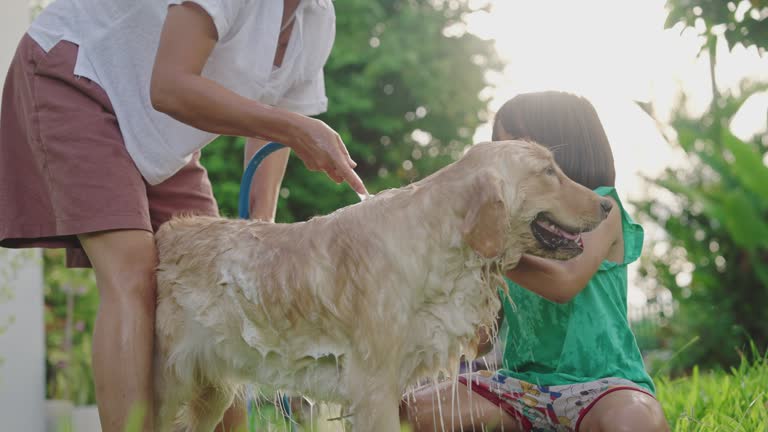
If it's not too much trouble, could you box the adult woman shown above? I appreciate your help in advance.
[0,1,365,430]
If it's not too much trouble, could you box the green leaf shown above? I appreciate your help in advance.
[656,178,727,221]
[720,82,768,122]
[751,253,768,288]
[721,191,768,250]
[722,130,768,205]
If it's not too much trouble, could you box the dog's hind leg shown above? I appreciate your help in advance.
[180,384,238,432]
[153,367,188,432]
[154,287,189,431]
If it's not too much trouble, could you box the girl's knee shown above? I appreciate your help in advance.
[594,393,668,432]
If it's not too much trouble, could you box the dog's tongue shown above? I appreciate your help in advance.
[536,220,580,241]
[559,229,580,241]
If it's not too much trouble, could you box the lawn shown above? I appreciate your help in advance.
[655,353,768,432]
[49,354,768,431]
[247,354,768,431]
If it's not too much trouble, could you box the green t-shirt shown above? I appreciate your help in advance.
[499,187,655,393]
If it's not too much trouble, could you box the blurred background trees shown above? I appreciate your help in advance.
[633,0,767,374]
[203,0,500,221]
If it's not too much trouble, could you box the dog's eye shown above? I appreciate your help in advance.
[545,167,556,176]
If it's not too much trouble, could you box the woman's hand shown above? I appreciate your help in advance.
[288,116,367,194]
[151,2,367,195]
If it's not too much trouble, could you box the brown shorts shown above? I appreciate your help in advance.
[0,34,219,268]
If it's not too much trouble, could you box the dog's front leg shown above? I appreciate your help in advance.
[349,389,401,432]
[345,359,402,432]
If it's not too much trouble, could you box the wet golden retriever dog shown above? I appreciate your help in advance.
[152,140,612,431]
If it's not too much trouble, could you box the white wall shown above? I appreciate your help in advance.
[0,0,30,76]
[0,1,45,431]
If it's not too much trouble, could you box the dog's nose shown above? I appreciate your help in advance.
[600,199,613,219]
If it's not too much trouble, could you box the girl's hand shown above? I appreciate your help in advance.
[506,196,621,303]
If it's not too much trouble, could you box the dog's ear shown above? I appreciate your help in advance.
[461,170,509,258]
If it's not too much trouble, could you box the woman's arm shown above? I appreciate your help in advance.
[505,196,622,304]
[150,3,366,194]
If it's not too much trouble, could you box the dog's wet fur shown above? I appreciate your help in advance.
[152,140,611,431]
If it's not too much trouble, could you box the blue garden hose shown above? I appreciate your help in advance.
[238,141,287,220]
[238,141,296,430]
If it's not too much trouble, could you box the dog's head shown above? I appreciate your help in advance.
[458,140,612,262]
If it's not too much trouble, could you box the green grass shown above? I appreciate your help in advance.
[54,355,768,431]
[249,404,295,431]
[248,356,768,431]
[248,354,768,432]
[656,353,768,431]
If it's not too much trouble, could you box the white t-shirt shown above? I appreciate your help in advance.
[27,0,335,185]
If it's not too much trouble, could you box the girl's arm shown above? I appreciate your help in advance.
[505,196,622,304]
[150,2,366,195]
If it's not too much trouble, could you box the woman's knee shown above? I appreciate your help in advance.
[79,229,158,302]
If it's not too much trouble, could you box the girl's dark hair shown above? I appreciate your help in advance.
[492,91,615,189]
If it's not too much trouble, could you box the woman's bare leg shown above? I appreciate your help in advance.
[216,396,248,432]
[79,229,158,432]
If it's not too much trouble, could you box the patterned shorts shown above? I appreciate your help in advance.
[458,370,654,432]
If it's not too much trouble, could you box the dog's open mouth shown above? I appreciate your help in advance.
[531,213,584,251]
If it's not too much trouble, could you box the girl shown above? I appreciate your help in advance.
[401,91,668,432]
